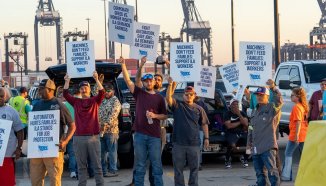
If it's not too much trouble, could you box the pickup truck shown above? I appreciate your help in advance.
[274,60,326,135]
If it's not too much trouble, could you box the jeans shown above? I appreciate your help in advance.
[134,132,163,186]
[252,149,280,186]
[101,133,119,174]
[199,131,204,165]
[281,141,304,181]
[67,138,77,173]
[172,144,200,186]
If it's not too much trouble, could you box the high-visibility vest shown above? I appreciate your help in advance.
[9,96,29,124]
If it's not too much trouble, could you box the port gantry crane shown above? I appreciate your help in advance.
[180,0,213,66]
[34,0,63,71]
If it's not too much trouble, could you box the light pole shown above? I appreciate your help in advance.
[231,0,235,63]
[102,0,108,60]
[86,18,91,39]
[274,0,281,69]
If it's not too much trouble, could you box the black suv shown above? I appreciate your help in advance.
[45,62,134,168]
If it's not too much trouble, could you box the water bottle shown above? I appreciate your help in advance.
[146,110,153,124]
[121,102,131,122]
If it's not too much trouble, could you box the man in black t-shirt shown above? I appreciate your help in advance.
[30,79,76,186]
[223,99,249,169]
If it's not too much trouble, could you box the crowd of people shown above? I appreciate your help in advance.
[0,63,325,186]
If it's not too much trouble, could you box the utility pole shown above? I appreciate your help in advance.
[274,0,281,69]
[231,0,235,62]
[102,0,108,60]
[86,18,91,39]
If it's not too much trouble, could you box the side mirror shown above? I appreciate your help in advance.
[279,80,292,90]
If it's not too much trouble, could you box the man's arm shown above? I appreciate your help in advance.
[147,112,168,120]
[14,129,24,160]
[271,87,283,115]
[119,57,135,94]
[63,74,76,106]
[202,124,209,148]
[224,120,242,129]
[135,57,146,88]
[166,77,175,107]
[58,104,76,149]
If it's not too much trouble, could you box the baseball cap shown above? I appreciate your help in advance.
[39,79,56,90]
[19,87,28,93]
[230,99,239,105]
[184,86,196,93]
[254,87,270,96]
[79,81,90,88]
[141,74,153,81]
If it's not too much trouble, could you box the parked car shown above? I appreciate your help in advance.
[45,62,134,168]
[274,60,326,135]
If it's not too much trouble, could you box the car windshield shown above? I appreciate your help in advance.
[303,63,326,83]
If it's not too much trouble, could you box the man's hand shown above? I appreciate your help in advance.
[140,56,147,66]
[165,60,170,69]
[118,56,125,64]
[204,139,209,148]
[146,111,156,119]
[14,148,22,160]
[93,71,99,81]
[64,74,70,82]
[99,74,105,84]
[57,140,68,150]
[168,76,173,84]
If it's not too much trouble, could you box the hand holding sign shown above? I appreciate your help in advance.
[64,74,71,82]
[140,56,147,66]
[93,71,99,81]
[118,57,125,64]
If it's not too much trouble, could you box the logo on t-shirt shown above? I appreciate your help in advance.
[230,116,239,121]
[50,104,60,110]
[1,114,6,119]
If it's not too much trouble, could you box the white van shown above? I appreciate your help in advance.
[274,60,326,135]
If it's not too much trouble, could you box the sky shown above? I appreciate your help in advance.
[0,0,321,71]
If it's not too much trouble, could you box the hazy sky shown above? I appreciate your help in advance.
[0,0,321,71]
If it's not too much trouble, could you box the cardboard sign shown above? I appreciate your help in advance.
[195,66,216,99]
[108,2,134,45]
[170,42,201,82]
[129,22,160,61]
[66,40,95,78]
[219,63,239,93]
[28,110,60,158]
[238,42,272,86]
[0,120,13,166]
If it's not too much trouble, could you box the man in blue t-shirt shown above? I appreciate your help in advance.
[166,77,210,186]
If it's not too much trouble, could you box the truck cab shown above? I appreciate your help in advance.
[274,60,326,135]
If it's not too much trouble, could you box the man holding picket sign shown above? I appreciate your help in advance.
[0,87,24,186]
[63,71,105,186]
[30,79,76,186]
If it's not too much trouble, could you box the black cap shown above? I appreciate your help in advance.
[39,79,56,90]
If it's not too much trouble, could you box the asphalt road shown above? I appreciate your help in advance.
[15,136,299,186]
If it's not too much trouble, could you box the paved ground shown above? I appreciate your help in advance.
[15,136,299,186]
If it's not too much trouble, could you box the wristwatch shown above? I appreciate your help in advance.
[204,137,209,140]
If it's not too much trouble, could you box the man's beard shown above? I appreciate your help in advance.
[145,87,154,91]
[154,84,159,90]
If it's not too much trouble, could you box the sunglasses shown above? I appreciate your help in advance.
[184,93,195,97]
[106,89,112,93]
[142,74,153,81]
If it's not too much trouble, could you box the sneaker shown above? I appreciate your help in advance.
[70,172,77,179]
[106,172,119,177]
[240,157,249,168]
[225,161,232,169]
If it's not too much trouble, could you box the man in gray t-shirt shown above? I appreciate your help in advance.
[0,88,24,185]
[166,79,209,186]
